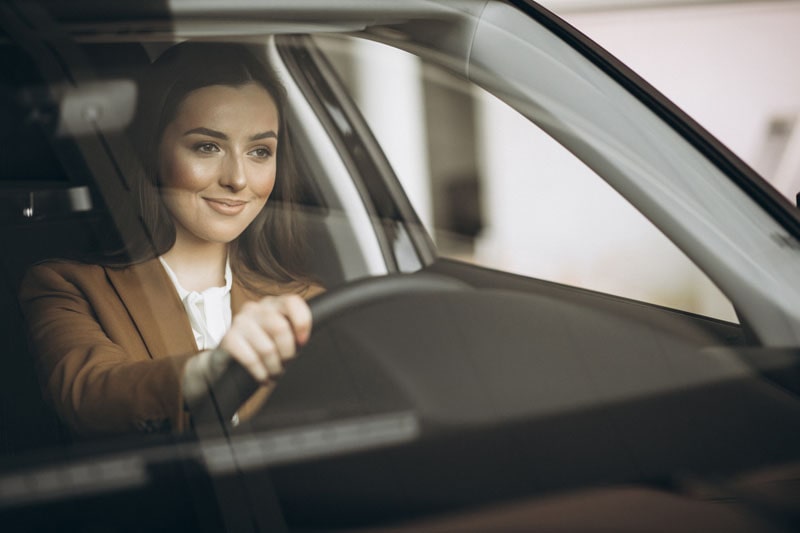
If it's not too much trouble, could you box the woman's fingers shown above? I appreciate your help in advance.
[277,294,313,346]
[220,328,270,382]
[220,295,313,383]
[260,313,296,361]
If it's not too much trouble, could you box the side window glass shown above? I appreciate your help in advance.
[317,35,737,323]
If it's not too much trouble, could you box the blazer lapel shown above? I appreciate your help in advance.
[105,259,198,358]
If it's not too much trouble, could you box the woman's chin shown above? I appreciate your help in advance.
[174,225,248,247]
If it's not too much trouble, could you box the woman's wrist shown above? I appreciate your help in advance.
[181,347,231,404]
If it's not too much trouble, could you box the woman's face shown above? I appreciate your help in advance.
[158,82,280,247]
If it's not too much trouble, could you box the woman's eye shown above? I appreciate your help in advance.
[250,147,273,159]
[195,142,220,154]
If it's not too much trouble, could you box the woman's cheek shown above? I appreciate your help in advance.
[253,162,278,198]
[171,150,211,189]
[184,159,216,189]
[159,147,192,189]
[160,146,212,191]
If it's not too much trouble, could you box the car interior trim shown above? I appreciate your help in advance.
[267,39,389,280]
[278,35,434,271]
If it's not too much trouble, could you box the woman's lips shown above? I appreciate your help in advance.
[204,198,247,215]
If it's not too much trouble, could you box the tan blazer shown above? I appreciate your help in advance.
[18,258,321,437]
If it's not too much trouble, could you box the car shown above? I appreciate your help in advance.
[1,0,799,531]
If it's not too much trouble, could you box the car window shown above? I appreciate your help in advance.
[316,35,738,323]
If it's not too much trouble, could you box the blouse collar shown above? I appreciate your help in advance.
[158,255,233,300]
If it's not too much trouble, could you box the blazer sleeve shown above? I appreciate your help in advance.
[19,263,194,437]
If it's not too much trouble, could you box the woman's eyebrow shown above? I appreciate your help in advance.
[184,127,227,139]
[249,131,278,141]
[182,127,277,141]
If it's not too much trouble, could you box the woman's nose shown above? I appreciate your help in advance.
[219,154,247,191]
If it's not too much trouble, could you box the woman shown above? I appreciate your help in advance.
[19,42,322,436]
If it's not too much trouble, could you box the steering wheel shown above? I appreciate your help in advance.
[188,272,470,431]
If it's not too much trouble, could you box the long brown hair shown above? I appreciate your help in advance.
[119,41,314,293]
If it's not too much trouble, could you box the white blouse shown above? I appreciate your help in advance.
[158,256,233,351]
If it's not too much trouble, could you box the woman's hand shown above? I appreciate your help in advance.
[182,294,312,403]
[219,294,312,382]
